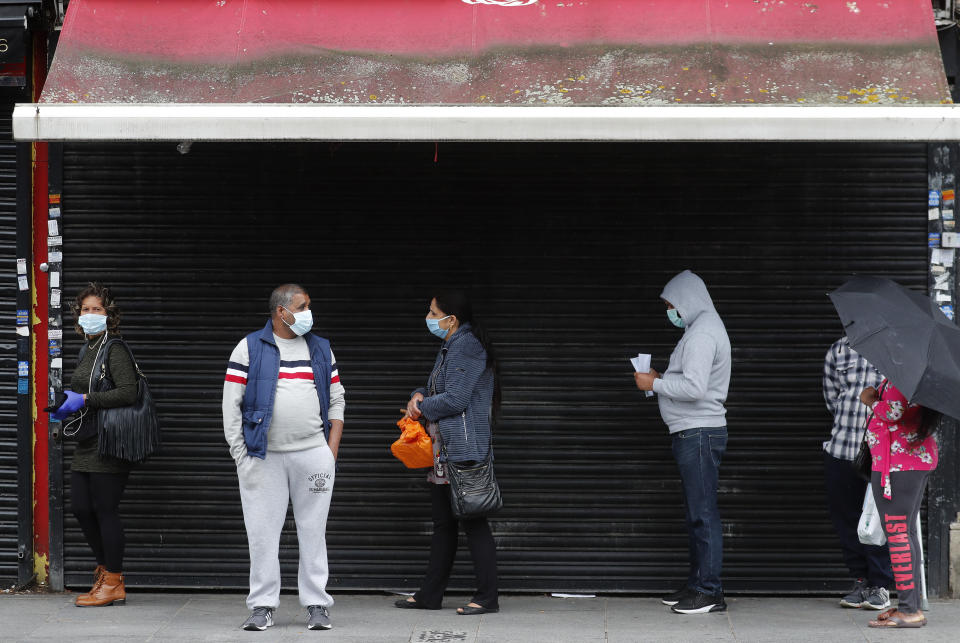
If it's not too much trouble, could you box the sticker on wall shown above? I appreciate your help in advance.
[48,328,62,339]
[929,207,941,221]
[47,250,62,263]
[929,232,942,247]
[47,220,58,236]
[48,193,60,205]
[946,220,957,231]
[48,207,60,218]
[944,209,955,221]
[17,275,28,291]
[943,232,960,248]
[50,357,62,369]
[936,292,953,304]
[932,248,955,266]
[16,258,26,274]
[16,309,27,326]
[17,360,29,377]
[48,339,61,357]
[50,289,61,308]
[929,190,941,206]
[941,305,955,321]
[17,378,28,395]
[943,189,955,204]
[47,235,62,247]
[49,272,60,288]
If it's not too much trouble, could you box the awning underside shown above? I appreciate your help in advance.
[14,0,959,141]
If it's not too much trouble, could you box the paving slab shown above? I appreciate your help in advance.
[1,592,959,642]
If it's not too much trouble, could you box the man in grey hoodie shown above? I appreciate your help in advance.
[635,270,731,615]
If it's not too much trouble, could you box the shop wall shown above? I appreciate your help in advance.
[56,142,929,593]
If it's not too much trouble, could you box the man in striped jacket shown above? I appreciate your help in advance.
[222,284,345,632]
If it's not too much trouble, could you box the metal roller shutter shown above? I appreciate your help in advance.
[59,141,927,593]
[0,97,21,585]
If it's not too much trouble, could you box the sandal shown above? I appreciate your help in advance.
[868,611,926,628]
[875,608,897,621]
[394,597,440,610]
[457,603,499,615]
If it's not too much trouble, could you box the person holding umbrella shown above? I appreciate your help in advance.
[829,275,959,629]
[859,379,939,628]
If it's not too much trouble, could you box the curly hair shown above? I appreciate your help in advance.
[71,282,121,336]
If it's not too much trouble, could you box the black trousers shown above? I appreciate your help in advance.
[414,483,498,609]
[71,470,130,574]
[872,470,930,613]
[823,453,893,589]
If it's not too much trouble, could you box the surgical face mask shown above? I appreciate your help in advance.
[78,313,108,335]
[282,306,313,336]
[426,315,451,339]
[667,308,685,329]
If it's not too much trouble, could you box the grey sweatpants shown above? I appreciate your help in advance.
[237,444,336,609]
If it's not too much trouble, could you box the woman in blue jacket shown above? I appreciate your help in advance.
[396,291,500,615]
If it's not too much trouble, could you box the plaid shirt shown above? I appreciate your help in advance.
[822,336,883,461]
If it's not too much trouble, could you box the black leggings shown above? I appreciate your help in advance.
[871,470,930,613]
[413,483,499,609]
[71,471,129,574]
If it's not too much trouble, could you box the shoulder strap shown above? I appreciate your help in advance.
[100,338,143,381]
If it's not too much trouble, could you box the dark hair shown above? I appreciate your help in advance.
[433,290,501,423]
[71,282,121,336]
[914,406,941,443]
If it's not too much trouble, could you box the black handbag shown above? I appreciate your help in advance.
[92,338,162,462]
[439,434,502,520]
[851,382,885,482]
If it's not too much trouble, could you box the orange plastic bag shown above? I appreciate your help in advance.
[391,416,434,469]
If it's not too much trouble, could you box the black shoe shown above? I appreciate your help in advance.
[671,591,727,614]
[661,586,694,606]
[394,597,440,610]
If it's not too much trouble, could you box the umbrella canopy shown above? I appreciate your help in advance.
[829,275,960,420]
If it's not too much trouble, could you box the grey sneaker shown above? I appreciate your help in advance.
[839,578,868,608]
[307,605,332,630]
[241,606,274,631]
[862,586,891,610]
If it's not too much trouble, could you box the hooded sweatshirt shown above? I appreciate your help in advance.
[652,270,731,433]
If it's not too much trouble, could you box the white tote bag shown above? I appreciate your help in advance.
[858,483,887,546]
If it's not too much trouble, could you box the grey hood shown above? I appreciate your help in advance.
[660,270,717,329]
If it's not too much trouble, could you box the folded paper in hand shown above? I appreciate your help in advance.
[630,353,655,397]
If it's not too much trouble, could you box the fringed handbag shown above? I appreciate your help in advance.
[93,339,162,462]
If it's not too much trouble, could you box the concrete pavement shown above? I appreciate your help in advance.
[2,592,959,642]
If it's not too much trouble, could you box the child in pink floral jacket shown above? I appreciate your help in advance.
[864,380,938,500]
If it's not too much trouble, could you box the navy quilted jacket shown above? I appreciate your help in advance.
[415,323,494,463]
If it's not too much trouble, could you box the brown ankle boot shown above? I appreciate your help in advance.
[75,571,126,607]
[76,565,106,603]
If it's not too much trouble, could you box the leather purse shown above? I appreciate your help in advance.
[93,339,162,462]
[439,433,502,520]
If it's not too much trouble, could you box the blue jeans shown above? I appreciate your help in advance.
[671,426,727,595]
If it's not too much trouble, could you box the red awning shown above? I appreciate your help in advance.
[13,0,960,141]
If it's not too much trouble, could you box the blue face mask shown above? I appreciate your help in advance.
[426,315,451,339]
[667,308,685,329]
[78,314,108,335]
[282,307,313,336]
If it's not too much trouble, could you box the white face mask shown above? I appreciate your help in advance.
[282,306,313,336]
[78,313,108,335]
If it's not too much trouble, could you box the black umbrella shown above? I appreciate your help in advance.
[829,275,960,420]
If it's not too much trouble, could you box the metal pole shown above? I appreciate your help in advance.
[918,514,929,611]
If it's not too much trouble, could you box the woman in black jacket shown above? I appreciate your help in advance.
[395,291,501,615]
[50,283,137,606]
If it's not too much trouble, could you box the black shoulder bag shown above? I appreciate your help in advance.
[852,381,886,481]
[91,338,162,462]
[439,432,502,520]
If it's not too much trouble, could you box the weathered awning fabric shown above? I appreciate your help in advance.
[13,0,960,141]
